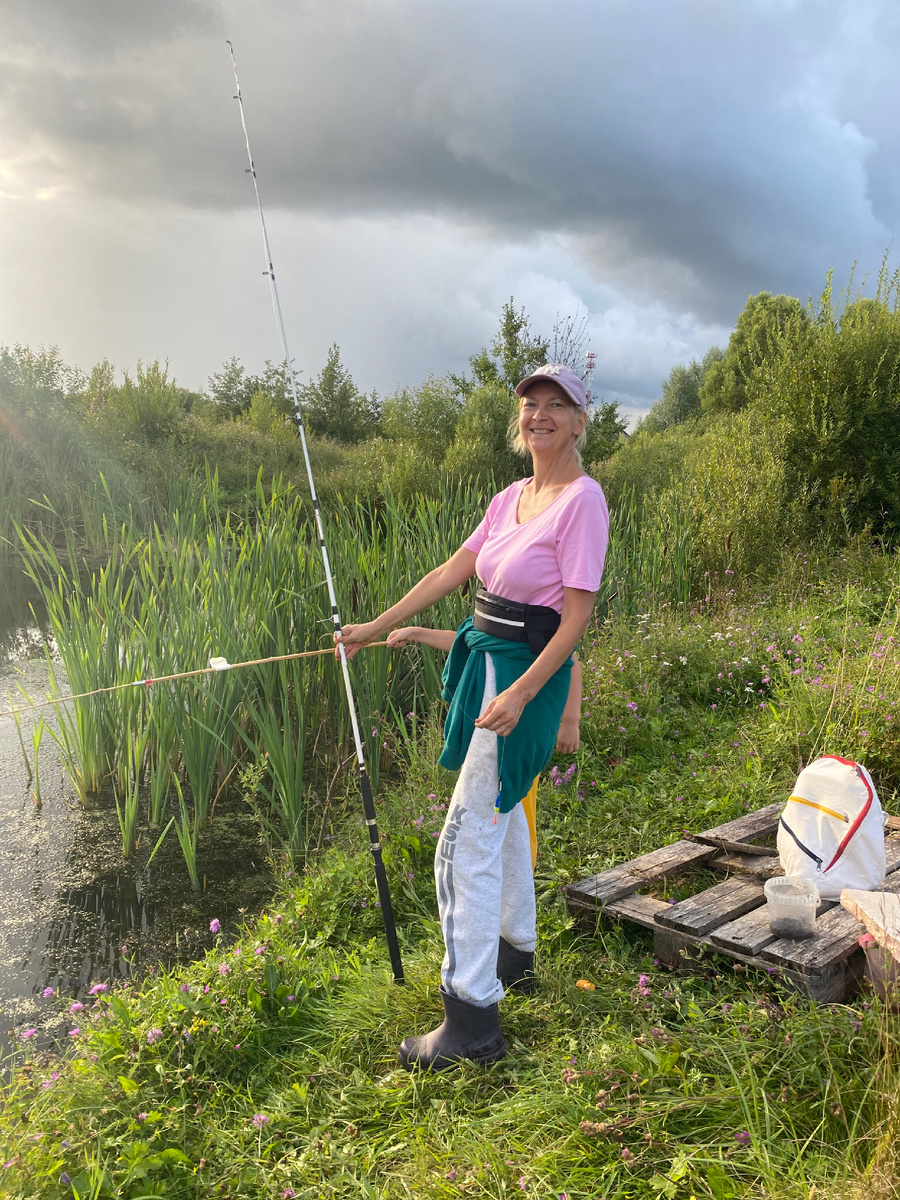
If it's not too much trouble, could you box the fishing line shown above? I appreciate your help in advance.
[0,642,392,720]
[225,40,405,984]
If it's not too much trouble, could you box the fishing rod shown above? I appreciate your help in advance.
[225,41,405,985]
[0,642,391,721]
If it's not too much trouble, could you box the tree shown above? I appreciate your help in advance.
[381,374,463,463]
[208,358,260,416]
[300,344,380,443]
[442,380,523,488]
[700,293,807,415]
[451,299,549,397]
[584,399,628,465]
[207,357,295,419]
[643,346,725,433]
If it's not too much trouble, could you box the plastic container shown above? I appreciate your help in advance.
[764,876,819,939]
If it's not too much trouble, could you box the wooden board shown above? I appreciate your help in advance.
[709,852,783,880]
[654,878,764,937]
[566,839,716,908]
[699,802,783,843]
[841,889,900,960]
[603,893,670,929]
[711,905,779,956]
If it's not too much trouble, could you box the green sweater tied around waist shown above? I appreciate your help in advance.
[438,616,573,813]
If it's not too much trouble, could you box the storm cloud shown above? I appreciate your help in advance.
[1,0,898,410]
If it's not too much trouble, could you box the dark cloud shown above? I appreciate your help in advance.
[3,0,898,321]
[0,0,897,401]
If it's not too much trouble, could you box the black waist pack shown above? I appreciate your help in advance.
[473,588,561,656]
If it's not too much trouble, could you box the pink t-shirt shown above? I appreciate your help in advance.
[463,475,609,614]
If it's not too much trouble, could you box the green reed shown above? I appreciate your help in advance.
[14,472,697,885]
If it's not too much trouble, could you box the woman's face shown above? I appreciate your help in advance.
[518,381,586,457]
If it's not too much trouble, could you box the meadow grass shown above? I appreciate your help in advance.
[4,545,900,1199]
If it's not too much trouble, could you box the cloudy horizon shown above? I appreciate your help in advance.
[2,0,898,420]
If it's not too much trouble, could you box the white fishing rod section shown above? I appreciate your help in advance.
[226,40,404,985]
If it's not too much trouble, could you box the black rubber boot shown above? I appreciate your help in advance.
[398,987,508,1071]
[497,936,536,994]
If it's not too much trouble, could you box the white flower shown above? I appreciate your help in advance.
[678,656,688,665]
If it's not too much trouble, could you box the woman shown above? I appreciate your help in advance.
[337,362,608,1070]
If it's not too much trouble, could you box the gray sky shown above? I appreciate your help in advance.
[1,0,898,418]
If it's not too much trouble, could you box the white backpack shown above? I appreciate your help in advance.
[777,756,886,900]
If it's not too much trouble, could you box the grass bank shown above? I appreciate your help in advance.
[3,547,900,1199]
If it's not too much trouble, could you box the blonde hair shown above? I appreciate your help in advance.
[508,395,587,465]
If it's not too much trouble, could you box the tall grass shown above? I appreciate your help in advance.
[14,474,688,884]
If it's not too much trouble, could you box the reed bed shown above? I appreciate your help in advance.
[13,473,694,884]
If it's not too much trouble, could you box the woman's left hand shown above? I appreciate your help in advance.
[474,688,527,738]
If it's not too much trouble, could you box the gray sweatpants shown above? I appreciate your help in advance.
[435,654,537,1007]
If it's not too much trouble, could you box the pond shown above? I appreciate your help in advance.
[0,558,277,1068]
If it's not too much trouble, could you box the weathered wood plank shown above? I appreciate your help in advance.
[652,921,859,1001]
[603,893,670,929]
[886,837,900,874]
[686,833,779,857]
[566,840,716,907]
[708,853,784,880]
[698,803,783,844]
[711,905,778,956]
[654,878,765,936]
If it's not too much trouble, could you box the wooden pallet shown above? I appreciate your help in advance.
[566,803,900,1002]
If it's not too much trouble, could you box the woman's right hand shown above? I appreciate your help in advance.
[334,621,381,660]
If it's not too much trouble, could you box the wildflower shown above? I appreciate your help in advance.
[282,1191,296,1199]
[60,1172,71,1185]
[427,793,437,800]
[735,1130,750,1146]
[626,701,638,711]
[136,1112,148,1122]
[68,1028,80,1037]
[209,918,221,934]
[218,964,231,976]
[146,1028,163,1044]
[287,994,295,1001]
[42,987,55,998]
[678,656,688,665]
[180,984,190,993]
[621,1148,634,1162]
[88,983,108,995]
[252,1113,269,1127]
[446,1169,458,1182]
[518,1177,528,1190]
[20,1028,36,1039]
[636,974,651,997]
[254,945,266,955]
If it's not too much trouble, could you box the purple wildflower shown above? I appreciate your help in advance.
[42,987,55,998]
[146,1027,163,1044]
[735,1130,751,1146]
[70,1002,83,1014]
[20,1028,36,1039]
[252,1113,269,1127]
[209,918,221,934]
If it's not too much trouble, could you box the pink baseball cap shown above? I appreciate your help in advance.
[515,363,588,411]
